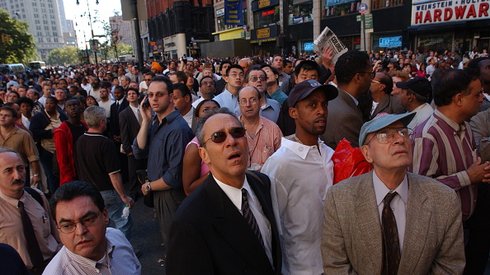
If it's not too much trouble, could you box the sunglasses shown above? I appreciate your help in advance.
[203,127,246,145]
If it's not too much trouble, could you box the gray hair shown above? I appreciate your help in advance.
[195,108,241,146]
[83,106,106,128]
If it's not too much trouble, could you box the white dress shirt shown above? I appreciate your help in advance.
[214,176,273,265]
[261,137,334,275]
[372,171,408,251]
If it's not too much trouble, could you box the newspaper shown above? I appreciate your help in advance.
[314,26,348,64]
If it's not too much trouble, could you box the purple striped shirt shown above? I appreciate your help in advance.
[411,109,477,221]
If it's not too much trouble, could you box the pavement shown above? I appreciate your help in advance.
[127,197,166,275]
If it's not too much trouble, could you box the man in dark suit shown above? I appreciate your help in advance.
[166,109,282,275]
[322,50,372,148]
[109,85,129,185]
[119,87,146,200]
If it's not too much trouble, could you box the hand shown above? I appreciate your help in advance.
[321,47,334,69]
[141,182,151,196]
[139,95,152,122]
[467,157,490,184]
[120,195,135,208]
[31,174,40,186]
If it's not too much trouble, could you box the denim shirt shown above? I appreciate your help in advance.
[132,110,194,189]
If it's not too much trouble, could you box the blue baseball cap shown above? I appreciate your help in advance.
[288,79,338,107]
[359,112,416,145]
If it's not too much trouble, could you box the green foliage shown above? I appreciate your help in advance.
[47,46,80,65]
[118,43,133,55]
[0,8,36,63]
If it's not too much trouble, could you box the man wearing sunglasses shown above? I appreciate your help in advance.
[322,113,464,274]
[166,109,282,275]
[261,79,338,274]
[44,181,141,274]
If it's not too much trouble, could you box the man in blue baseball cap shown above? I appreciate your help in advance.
[321,112,465,274]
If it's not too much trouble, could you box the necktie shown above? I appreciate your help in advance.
[137,109,142,125]
[241,189,264,246]
[116,101,120,111]
[18,200,44,267]
[381,192,401,275]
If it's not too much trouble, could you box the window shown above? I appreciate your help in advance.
[371,0,403,10]
[253,7,280,28]
[323,0,360,17]
[288,0,313,25]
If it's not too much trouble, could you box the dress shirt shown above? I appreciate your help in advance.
[21,114,30,129]
[411,109,478,220]
[242,116,282,170]
[0,126,39,164]
[261,136,334,275]
[43,228,141,275]
[407,103,433,130]
[129,105,140,124]
[260,98,281,123]
[0,190,59,269]
[214,88,240,116]
[372,171,408,251]
[182,107,194,128]
[268,88,288,105]
[214,176,273,265]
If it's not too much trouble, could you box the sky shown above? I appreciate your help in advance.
[63,0,122,48]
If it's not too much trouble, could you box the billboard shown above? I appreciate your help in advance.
[411,0,490,26]
[224,0,244,25]
[379,36,402,48]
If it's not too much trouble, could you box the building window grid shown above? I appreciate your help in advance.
[323,0,360,17]
[371,0,403,10]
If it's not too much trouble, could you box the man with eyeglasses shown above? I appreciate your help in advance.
[139,72,154,94]
[323,50,373,149]
[166,109,282,274]
[246,66,281,123]
[44,181,141,274]
[192,76,216,109]
[322,112,465,274]
[214,64,244,116]
[369,72,404,119]
[261,80,338,274]
[0,148,60,274]
[412,68,490,274]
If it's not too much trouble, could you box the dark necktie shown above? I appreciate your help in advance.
[381,192,401,275]
[18,200,44,267]
[241,189,264,246]
[115,101,120,111]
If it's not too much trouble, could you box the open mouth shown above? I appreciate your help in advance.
[228,152,241,161]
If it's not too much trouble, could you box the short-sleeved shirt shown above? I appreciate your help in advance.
[0,126,39,164]
[76,132,120,191]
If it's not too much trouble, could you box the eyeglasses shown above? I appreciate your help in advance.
[239,97,259,105]
[359,71,376,79]
[57,212,101,234]
[203,127,246,145]
[249,76,267,82]
[366,127,412,144]
[144,78,152,81]
[228,73,244,78]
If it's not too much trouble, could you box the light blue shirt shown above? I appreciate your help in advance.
[260,98,281,123]
[214,87,240,116]
[372,171,408,252]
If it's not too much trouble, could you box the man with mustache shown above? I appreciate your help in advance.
[261,80,338,274]
[43,181,141,274]
[0,148,60,274]
[322,113,465,274]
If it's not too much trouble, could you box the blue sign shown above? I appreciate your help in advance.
[379,36,402,48]
[224,0,244,25]
[326,0,357,7]
[303,42,314,52]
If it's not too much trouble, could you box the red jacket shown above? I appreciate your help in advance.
[54,121,87,185]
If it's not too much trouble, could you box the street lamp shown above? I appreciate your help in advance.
[76,0,99,66]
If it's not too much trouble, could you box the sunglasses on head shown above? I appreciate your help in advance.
[203,127,246,145]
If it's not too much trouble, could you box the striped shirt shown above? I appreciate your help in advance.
[411,109,477,221]
[43,228,141,275]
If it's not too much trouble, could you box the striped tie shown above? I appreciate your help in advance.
[381,191,400,275]
[241,188,264,246]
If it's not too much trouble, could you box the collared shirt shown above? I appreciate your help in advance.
[261,137,334,275]
[21,114,30,129]
[182,107,194,128]
[43,228,141,275]
[214,87,240,116]
[260,98,281,123]
[129,105,140,124]
[372,171,408,251]
[268,87,288,105]
[407,103,433,130]
[241,116,282,170]
[132,110,194,188]
[411,109,478,220]
[0,126,39,164]
[214,176,273,265]
[0,190,59,269]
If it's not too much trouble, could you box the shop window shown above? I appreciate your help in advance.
[371,0,403,10]
[288,0,313,25]
[253,7,280,28]
[323,0,360,17]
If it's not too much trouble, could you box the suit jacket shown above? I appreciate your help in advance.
[370,94,405,120]
[109,98,129,139]
[166,172,282,275]
[322,88,364,149]
[119,107,140,154]
[321,172,465,275]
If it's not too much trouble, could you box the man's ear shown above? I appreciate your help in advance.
[360,144,373,164]
[289,106,298,119]
[199,146,211,165]
[102,209,109,225]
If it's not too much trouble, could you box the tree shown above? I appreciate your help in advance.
[47,46,79,66]
[118,43,134,56]
[0,8,36,63]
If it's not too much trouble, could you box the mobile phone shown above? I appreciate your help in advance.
[142,97,150,108]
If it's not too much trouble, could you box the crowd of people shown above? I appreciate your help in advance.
[0,46,490,274]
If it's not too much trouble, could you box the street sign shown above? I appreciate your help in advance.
[358,3,368,14]
[365,13,373,29]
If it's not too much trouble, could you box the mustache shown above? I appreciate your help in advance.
[13,179,25,185]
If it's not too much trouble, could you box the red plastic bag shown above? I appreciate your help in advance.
[332,138,372,184]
